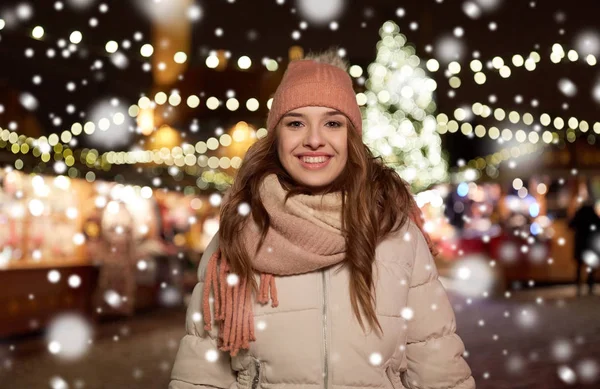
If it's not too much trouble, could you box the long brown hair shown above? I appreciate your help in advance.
[218,117,436,337]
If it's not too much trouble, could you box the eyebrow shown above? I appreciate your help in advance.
[282,110,345,119]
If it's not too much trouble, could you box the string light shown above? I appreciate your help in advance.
[0,128,111,173]
[431,43,597,90]
[4,91,590,180]
[471,103,600,135]
[18,22,288,73]
[0,125,241,195]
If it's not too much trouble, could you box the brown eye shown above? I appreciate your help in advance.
[286,121,302,128]
[326,121,342,128]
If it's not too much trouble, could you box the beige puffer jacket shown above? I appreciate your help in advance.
[170,221,475,389]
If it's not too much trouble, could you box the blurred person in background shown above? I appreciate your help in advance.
[169,49,475,389]
[569,197,600,297]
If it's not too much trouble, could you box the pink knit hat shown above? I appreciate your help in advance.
[266,59,362,135]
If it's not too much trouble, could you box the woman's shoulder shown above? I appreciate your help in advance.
[377,219,420,260]
[382,217,422,241]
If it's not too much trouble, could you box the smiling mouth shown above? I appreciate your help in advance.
[297,156,332,163]
[296,155,332,171]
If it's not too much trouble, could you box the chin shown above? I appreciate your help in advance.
[292,171,339,191]
[299,178,333,190]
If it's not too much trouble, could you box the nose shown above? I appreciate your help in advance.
[303,124,325,149]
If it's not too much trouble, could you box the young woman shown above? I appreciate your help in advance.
[170,50,475,389]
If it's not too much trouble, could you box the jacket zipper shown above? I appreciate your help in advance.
[322,269,329,389]
[251,357,261,389]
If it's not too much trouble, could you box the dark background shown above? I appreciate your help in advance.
[0,0,599,177]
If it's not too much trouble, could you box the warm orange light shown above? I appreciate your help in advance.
[151,0,191,85]
[289,45,304,61]
[216,50,228,71]
[151,125,181,150]
[232,121,250,142]
[222,121,256,158]
[137,108,155,136]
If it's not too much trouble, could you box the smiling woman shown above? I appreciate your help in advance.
[277,106,348,191]
[170,48,475,389]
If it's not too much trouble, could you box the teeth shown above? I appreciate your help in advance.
[301,156,329,163]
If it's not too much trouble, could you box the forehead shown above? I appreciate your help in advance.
[285,106,345,117]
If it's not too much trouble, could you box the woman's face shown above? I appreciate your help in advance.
[276,106,348,192]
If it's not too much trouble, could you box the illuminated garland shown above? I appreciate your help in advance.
[425,43,598,88]
[0,128,235,192]
[471,103,600,136]
[436,114,559,145]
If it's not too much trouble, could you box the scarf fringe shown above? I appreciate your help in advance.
[202,247,279,357]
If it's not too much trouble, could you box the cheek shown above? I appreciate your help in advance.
[276,136,295,163]
[277,139,289,155]
[335,135,348,160]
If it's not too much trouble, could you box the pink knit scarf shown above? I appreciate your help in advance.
[202,174,347,356]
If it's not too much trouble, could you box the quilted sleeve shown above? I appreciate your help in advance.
[169,233,238,389]
[400,223,476,389]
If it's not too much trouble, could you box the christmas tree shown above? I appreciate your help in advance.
[362,21,448,193]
